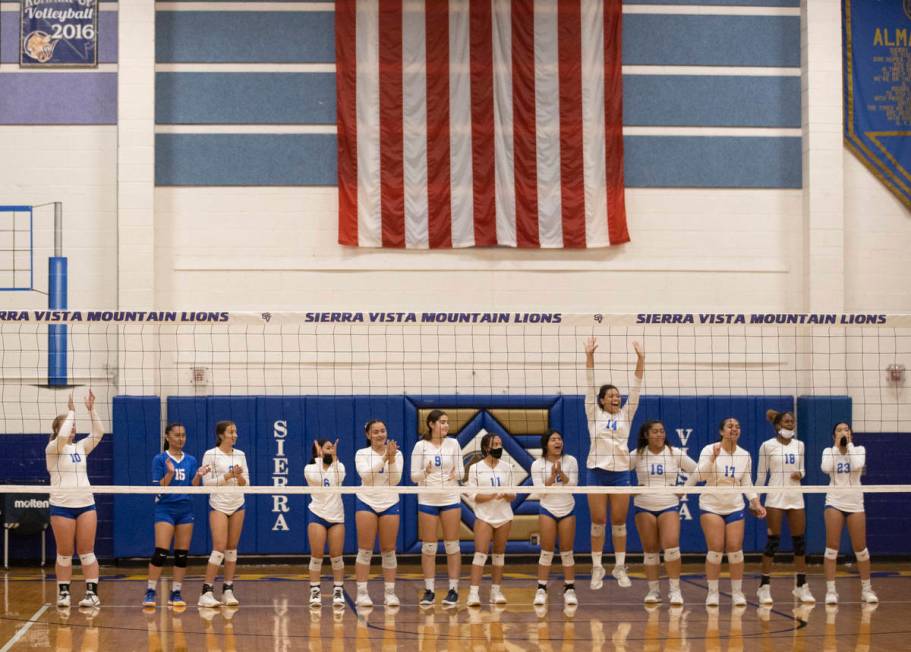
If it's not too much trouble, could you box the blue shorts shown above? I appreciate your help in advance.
[703,509,745,524]
[355,498,400,517]
[154,503,195,526]
[418,503,461,516]
[587,468,631,487]
[308,511,343,530]
[635,504,680,518]
[49,504,96,520]
[539,507,575,523]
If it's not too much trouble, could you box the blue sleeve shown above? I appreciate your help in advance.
[152,454,164,484]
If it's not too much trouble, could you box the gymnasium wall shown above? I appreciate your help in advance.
[0,3,119,310]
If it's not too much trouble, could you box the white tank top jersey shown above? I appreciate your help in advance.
[305,461,347,523]
[822,444,866,513]
[756,437,806,510]
[355,446,404,512]
[46,410,104,508]
[585,368,642,471]
[467,459,515,527]
[201,447,249,514]
[690,443,758,516]
[410,437,464,506]
[629,446,698,512]
[530,455,579,518]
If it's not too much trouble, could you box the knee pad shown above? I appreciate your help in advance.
[444,540,460,555]
[664,547,681,562]
[706,551,723,565]
[208,550,225,567]
[331,556,345,571]
[727,550,744,564]
[611,524,627,538]
[591,523,605,538]
[224,549,238,563]
[855,548,870,562]
[150,547,168,568]
[173,549,189,568]
[792,535,806,557]
[491,553,505,567]
[309,557,323,572]
[560,551,575,567]
[78,552,97,567]
[824,547,839,561]
[763,535,780,559]
[538,550,554,567]
[381,551,397,570]
[421,542,436,556]
[356,548,373,566]
[643,552,660,566]
[472,552,488,567]
[56,554,72,568]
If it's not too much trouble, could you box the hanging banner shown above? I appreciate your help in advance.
[843,0,911,209]
[19,0,98,68]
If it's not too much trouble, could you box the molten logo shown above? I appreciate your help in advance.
[14,498,49,509]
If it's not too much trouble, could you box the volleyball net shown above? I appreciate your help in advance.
[1,310,909,555]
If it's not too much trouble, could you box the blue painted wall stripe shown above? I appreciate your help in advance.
[0,73,117,125]
[155,73,800,127]
[154,12,796,68]
[1,11,118,64]
[155,72,798,128]
[155,11,335,63]
[155,133,800,188]
[155,133,337,185]
[624,75,801,127]
[624,135,802,188]
[156,72,336,124]
[626,0,798,6]
[623,15,800,67]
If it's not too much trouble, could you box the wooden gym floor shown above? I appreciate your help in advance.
[0,563,907,651]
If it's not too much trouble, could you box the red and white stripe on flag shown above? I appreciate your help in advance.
[337,0,627,249]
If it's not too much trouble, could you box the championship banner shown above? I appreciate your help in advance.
[19,0,97,68]
[843,0,911,209]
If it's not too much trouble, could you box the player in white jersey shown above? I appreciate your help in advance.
[584,337,644,590]
[630,420,697,606]
[465,434,516,607]
[410,409,464,607]
[531,430,579,608]
[47,390,105,609]
[755,410,814,605]
[821,422,877,605]
[688,417,766,607]
[198,421,248,608]
[354,420,402,608]
[305,438,347,608]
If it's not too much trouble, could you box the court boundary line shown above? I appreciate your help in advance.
[0,603,48,652]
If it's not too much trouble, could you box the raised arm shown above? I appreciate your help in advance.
[410,443,428,484]
[387,450,404,486]
[820,447,835,475]
[356,450,386,481]
[201,451,219,486]
[848,444,866,473]
[584,337,597,423]
[81,390,105,455]
[47,392,76,455]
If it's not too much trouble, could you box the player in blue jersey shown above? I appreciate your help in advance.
[142,423,206,609]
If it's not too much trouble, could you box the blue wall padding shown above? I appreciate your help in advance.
[109,393,881,557]
[797,395,852,555]
[863,434,911,555]
[113,396,161,558]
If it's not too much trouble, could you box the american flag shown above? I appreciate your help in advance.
[336,0,627,249]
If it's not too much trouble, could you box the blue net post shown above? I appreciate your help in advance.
[48,257,68,386]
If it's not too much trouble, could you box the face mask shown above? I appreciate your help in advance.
[779,428,795,440]
[322,453,333,465]
[489,448,503,459]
